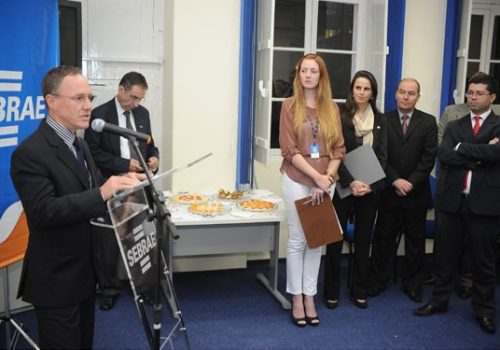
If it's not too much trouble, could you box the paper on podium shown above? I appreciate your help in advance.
[112,152,213,202]
[336,144,385,199]
[294,195,343,249]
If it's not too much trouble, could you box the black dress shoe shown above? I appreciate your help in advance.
[99,294,118,311]
[476,317,496,334]
[404,289,423,303]
[457,286,472,299]
[367,285,384,297]
[421,274,436,285]
[414,303,447,316]
[350,293,368,309]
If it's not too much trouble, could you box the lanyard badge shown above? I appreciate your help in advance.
[308,115,320,159]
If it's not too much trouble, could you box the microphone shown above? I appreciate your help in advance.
[91,119,152,144]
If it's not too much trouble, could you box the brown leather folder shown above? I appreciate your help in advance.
[294,195,343,249]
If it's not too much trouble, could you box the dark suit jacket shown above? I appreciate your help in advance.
[84,98,159,178]
[437,111,500,216]
[381,109,438,208]
[337,108,387,193]
[10,120,107,308]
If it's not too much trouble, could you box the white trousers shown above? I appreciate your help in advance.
[281,172,334,296]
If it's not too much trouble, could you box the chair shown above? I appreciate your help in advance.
[393,175,437,283]
[344,223,355,288]
[0,209,39,349]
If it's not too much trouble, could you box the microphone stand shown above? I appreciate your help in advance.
[127,136,184,350]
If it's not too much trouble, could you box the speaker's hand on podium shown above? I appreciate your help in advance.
[100,173,146,201]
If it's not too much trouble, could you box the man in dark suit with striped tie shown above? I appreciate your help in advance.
[415,73,499,335]
[368,78,438,303]
[10,65,143,348]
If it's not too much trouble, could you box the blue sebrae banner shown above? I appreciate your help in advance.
[0,0,59,246]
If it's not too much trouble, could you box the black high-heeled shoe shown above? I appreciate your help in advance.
[291,295,307,327]
[292,315,307,327]
[350,292,368,309]
[325,299,339,310]
[303,295,320,326]
[305,315,320,326]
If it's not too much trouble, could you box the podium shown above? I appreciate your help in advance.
[97,186,189,350]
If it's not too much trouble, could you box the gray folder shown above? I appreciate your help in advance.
[336,144,386,199]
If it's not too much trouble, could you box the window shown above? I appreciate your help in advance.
[455,0,500,104]
[254,0,387,165]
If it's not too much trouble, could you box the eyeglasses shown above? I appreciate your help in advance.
[52,94,97,104]
[465,90,491,98]
[129,95,144,103]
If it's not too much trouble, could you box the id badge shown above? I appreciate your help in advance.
[310,143,320,159]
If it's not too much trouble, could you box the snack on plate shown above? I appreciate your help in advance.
[237,199,276,212]
[218,188,245,200]
[189,202,227,217]
[171,193,207,205]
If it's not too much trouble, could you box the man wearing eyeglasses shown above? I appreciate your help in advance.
[84,71,159,311]
[415,73,499,335]
[10,65,144,348]
[431,72,500,300]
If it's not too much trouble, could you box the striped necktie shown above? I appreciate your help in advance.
[73,138,91,186]
[124,111,139,160]
[401,115,409,135]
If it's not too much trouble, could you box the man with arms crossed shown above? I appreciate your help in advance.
[415,73,499,335]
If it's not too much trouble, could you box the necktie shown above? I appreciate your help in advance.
[124,111,139,160]
[473,115,481,136]
[464,116,482,191]
[401,115,409,135]
[73,138,90,186]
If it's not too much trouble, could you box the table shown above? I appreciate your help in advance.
[166,192,291,309]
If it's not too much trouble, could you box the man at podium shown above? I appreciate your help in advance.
[10,65,144,349]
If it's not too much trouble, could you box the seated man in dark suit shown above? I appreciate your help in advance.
[415,73,499,335]
[84,72,160,311]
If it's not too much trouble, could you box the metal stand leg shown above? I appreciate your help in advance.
[256,222,291,309]
[1,267,39,350]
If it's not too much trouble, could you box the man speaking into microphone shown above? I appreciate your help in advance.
[85,71,159,311]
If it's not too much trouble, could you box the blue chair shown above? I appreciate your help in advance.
[344,222,355,288]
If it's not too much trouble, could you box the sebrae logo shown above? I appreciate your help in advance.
[0,69,45,255]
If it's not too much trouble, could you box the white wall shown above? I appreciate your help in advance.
[165,0,241,193]
[81,0,165,156]
[402,0,447,118]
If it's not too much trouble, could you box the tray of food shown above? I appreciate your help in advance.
[188,202,230,217]
[217,188,246,201]
[170,193,208,205]
[236,199,277,212]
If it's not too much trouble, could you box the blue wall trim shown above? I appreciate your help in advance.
[384,0,406,112]
[236,0,257,189]
[439,0,462,117]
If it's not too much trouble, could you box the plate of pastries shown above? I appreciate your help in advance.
[237,199,277,212]
[217,188,246,200]
[189,202,230,217]
[171,193,208,205]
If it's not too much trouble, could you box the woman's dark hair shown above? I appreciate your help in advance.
[343,70,381,127]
